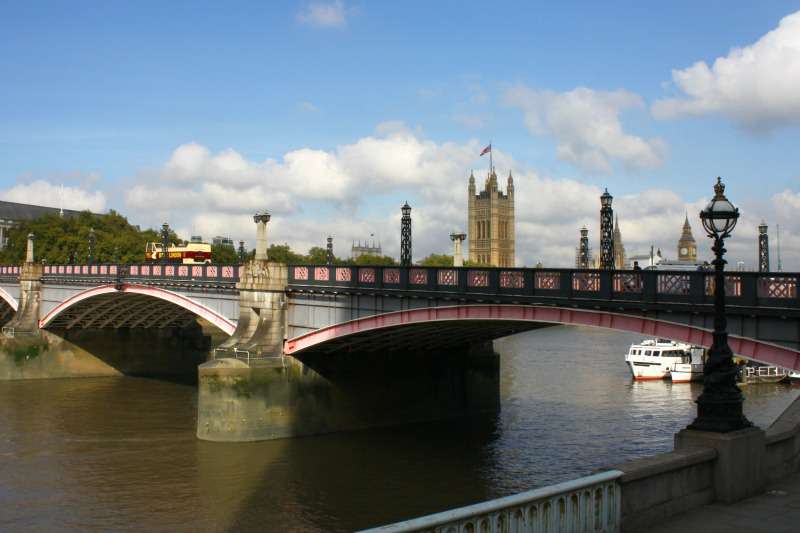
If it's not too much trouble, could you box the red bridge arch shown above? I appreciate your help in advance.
[285,304,800,371]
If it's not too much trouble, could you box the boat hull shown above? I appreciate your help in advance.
[627,361,671,381]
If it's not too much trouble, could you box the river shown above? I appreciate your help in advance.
[1,325,797,532]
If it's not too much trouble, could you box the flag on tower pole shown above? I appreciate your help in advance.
[480,143,493,174]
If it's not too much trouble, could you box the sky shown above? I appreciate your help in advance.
[1,1,800,268]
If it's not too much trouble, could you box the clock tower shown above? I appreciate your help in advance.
[677,214,697,262]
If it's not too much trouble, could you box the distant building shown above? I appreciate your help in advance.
[213,236,234,248]
[0,199,98,249]
[613,216,626,269]
[468,169,515,267]
[677,214,698,263]
[191,235,204,243]
[352,240,382,258]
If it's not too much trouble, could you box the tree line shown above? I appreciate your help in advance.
[0,210,466,266]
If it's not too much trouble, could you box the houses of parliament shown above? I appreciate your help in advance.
[468,168,515,267]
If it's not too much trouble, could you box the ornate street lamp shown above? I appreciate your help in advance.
[599,189,614,269]
[161,222,170,264]
[238,240,247,264]
[400,202,412,266]
[326,236,334,265]
[758,222,769,273]
[87,228,96,265]
[688,177,751,433]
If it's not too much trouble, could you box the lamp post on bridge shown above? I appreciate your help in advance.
[326,236,334,265]
[450,231,466,267]
[87,228,96,265]
[238,240,247,264]
[688,177,751,433]
[599,189,614,270]
[401,202,412,266]
[161,222,170,265]
[26,233,35,264]
[253,211,271,261]
[758,221,769,273]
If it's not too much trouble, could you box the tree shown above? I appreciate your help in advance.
[350,254,398,266]
[211,244,239,264]
[418,253,454,267]
[305,246,329,264]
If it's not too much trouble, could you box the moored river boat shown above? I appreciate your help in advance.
[625,339,699,381]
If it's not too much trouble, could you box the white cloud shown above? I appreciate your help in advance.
[505,85,665,173]
[297,1,347,29]
[0,180,106,213]
[652,11,800,131]
[119,127,749,269]
[298,101,319,113]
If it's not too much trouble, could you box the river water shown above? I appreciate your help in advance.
[1,325,798,532]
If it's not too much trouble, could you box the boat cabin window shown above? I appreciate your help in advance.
[652,350,660,357]
[644,350,652,356]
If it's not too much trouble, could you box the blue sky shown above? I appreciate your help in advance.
[1,1,800,267]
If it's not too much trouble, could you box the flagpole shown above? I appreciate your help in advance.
[489,140,493,175]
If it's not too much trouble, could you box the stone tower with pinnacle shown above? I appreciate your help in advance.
[678,213,698,262]
[468,168,515,267]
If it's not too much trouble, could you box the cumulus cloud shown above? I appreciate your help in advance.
[505,85,666,173]
[652,11,800,131]
[298,101,319,113]
[0,180,106,213]
[297,1,347,29]
[119,126,761,269]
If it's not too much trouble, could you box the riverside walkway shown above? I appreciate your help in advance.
[650,472,800,533]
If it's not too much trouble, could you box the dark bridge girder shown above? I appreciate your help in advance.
[43,292,202,330]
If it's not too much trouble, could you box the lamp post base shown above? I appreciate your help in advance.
[688,391,752,433]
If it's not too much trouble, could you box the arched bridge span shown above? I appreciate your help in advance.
[0,286,18,325]
[284,304,800,372]
[39,284,236,335]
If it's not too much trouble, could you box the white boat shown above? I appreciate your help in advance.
[670,346,705,383]
[624,339,695,381]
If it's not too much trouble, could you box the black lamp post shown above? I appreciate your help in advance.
[599,189,614,270]
[326,236,334,265]
[87,228,96,265]
[161,222,170,264]
[688,177,752,433]
[238,240,246,264]
[400,202,412,266]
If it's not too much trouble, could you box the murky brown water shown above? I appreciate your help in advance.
[1,326,797,532]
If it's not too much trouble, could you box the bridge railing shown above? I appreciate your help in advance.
[39,264,241,285]
[0,266,21,280]
[287,265,800,309]
[357,469,622,533]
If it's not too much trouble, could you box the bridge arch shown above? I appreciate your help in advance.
[285,304,800,372]
[39,284,236,335]
[0,286,18,312]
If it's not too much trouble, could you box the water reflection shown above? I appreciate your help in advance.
[0,325,797,532]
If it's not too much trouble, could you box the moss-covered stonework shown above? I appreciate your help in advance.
[197,343,500,442]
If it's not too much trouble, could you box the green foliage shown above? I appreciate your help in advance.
[418,253,455,267]
[211,244,239,264]
[267,244,306,264]
[350,254,398,266]
[0,210,231,264]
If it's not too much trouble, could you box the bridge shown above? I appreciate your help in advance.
[1,226,800,442]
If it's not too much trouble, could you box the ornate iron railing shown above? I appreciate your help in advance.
[287,265,800,308]
[38,263,241,285]
[358,469,622,533]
